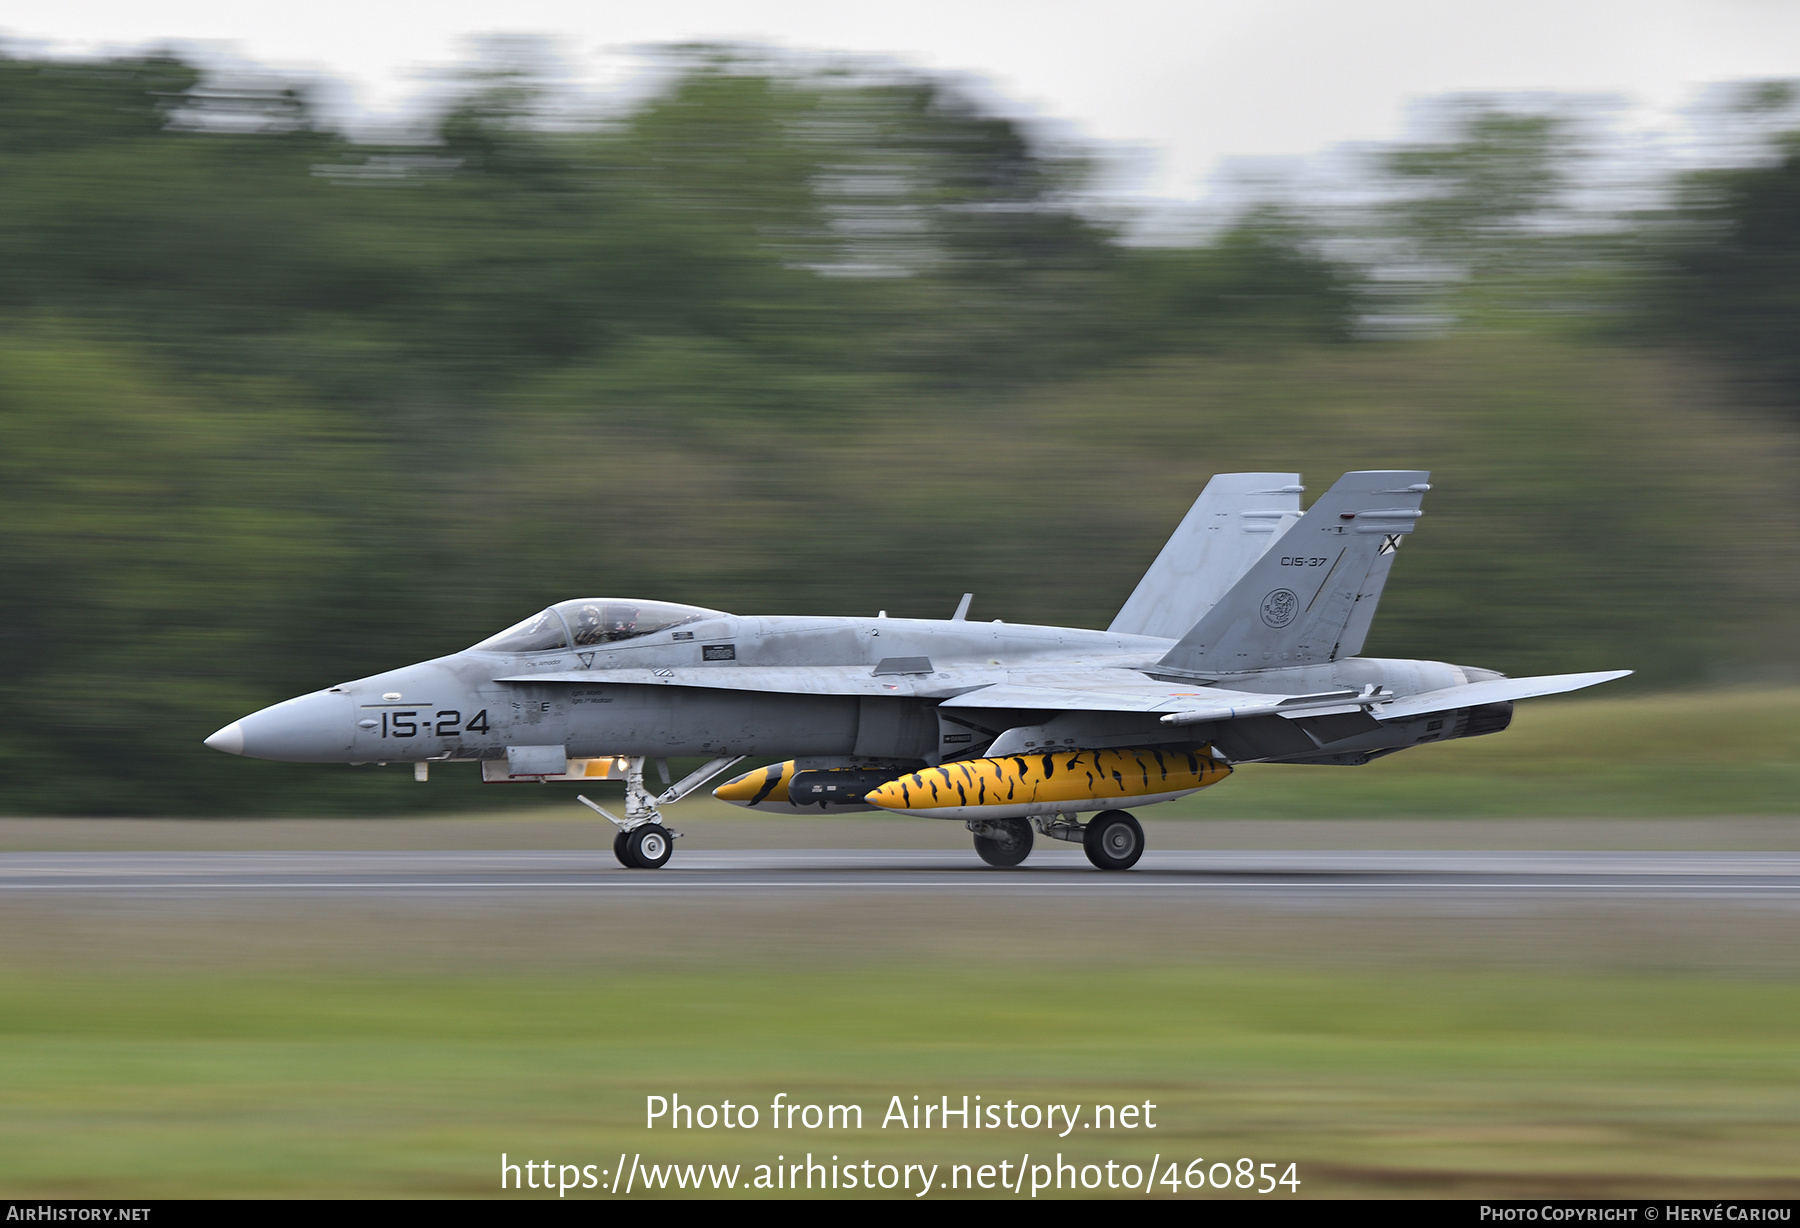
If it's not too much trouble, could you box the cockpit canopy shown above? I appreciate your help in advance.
[470,599,725,653]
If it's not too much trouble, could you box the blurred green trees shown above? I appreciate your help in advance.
[0,48,1795,813]
[1659,135,1800,401]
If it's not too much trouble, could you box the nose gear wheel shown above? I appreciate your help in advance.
[626,823,673,869]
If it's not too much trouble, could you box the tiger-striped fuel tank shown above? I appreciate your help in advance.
[864,748,1230,819]
[713,760,797,808]
[712,760,885,814]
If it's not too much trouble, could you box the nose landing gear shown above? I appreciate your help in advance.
[581,753,745,869]
[624,822,673,869]
[587,786,677,868]
[580,756,679,870]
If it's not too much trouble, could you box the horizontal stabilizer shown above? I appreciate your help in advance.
[1373,670,1632,721]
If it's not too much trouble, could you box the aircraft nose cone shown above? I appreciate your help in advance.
[220,690,354,763]
[203,722,246,756]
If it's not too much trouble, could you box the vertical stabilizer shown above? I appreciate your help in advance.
[1109,473,1303,640]
[1157,470,1430,673]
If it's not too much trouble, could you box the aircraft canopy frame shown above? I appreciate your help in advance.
[470,598,726,653]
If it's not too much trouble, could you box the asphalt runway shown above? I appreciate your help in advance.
[3,848,1799,900]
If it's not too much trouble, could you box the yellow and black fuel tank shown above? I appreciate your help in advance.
[713,761,797,808]
[864,748,1229,819]
[713,760,888,814]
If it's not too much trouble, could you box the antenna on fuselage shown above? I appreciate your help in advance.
[951,593,973,621]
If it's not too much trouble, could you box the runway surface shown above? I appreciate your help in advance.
[3,848,1799,899]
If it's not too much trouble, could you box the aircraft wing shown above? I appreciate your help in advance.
[1370,670,1632,721]
[498,665,1632,720]
[942,668,1634,721]
[940,676,1251,714]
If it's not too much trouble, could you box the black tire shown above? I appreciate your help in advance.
[612,830,633,868]
[973,818,1034,868]
[626,824,674,870]
[1083,810,1144,871]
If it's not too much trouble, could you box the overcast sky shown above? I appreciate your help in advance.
[8,0,1800,203]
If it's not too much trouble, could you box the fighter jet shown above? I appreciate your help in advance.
[204,471,1628,870]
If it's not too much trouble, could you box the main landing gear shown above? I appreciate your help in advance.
[582,753,744,870]
[969,810,1147,871]
[1081,810,1145,871]
[968,817,1034,868]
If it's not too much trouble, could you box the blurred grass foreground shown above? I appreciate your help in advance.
[1,46,1799,816]
[4,963,1797,1198]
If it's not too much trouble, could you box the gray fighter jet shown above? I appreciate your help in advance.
[204,471,1628,870]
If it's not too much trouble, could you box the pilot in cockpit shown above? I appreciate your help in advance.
[600,605,639,641]
[564,602,642,646]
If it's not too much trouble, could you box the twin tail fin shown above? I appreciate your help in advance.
[1156,470,1430,674]
[1108,473,1303,640]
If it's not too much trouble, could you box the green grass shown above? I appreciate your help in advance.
[1167,687,1800,818]
[3,966,1798,1198]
